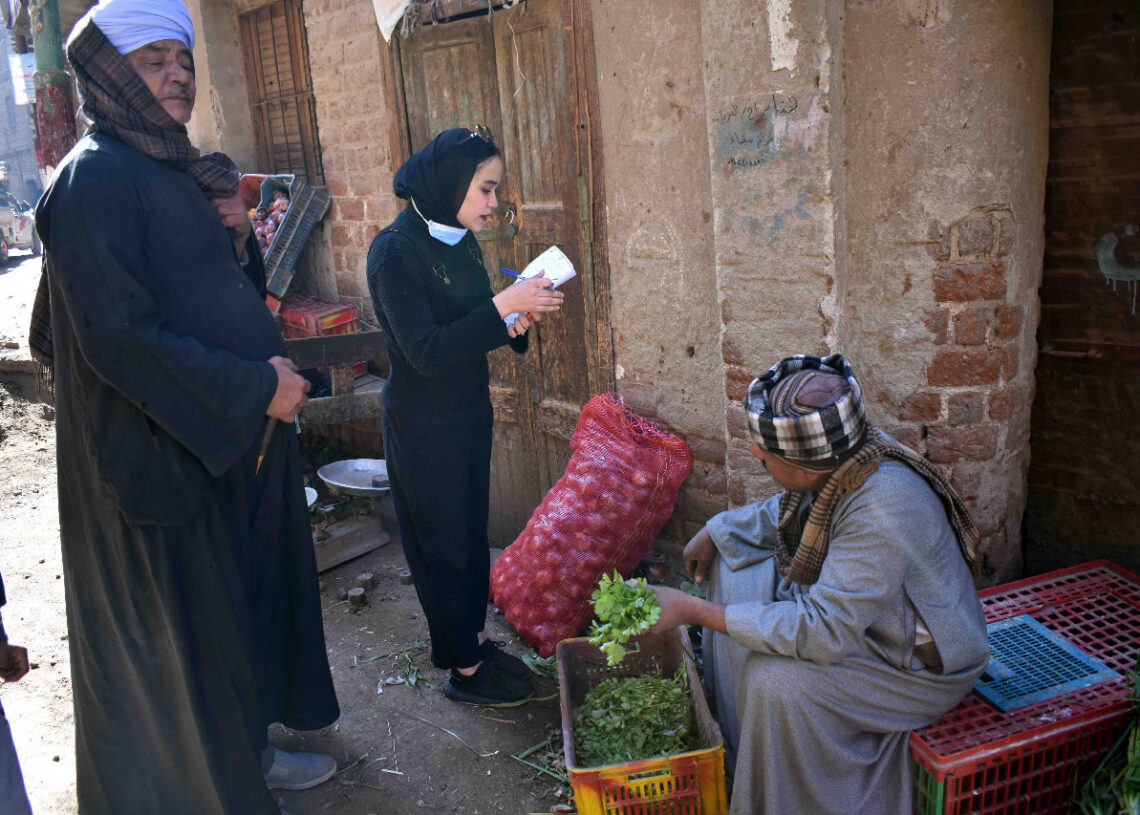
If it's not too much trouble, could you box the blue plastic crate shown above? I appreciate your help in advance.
[973,613,1119,711]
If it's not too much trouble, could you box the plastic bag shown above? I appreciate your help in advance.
[490,393,693,657]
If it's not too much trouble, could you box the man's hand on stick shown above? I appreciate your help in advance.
[266,355,309,422]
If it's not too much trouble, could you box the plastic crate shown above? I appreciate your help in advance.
[279,293,366,376]
[558,628,728,815]
[910,560,1140,815]
[239,173,331,298]
[973,614,1119,712]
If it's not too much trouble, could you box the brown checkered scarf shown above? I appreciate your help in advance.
[775,427,981,585]
[29,19,240,401]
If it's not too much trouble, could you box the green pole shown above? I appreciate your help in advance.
[32,0,66,72]
[31,0,77,170]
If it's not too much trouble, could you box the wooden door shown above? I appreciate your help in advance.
[395,0,609,547]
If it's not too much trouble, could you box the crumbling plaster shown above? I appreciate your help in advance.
[185,0,258,172]
[590,0,723,443]
[842,0,1050,407]
[844,0,1051,580]
[591,0,1050,577]
[699,0,842,504]
[176,0,1053,575]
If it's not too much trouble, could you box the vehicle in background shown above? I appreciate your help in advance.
[0,173,40,264]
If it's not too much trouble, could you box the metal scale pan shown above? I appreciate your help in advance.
[316,459,390,497]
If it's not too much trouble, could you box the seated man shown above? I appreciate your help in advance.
[650,354,989,815]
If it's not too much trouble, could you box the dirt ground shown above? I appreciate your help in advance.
[0,252,572,815]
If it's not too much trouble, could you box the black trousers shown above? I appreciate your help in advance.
[382,398,493,670]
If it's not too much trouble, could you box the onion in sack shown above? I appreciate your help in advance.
[490,394,692,657]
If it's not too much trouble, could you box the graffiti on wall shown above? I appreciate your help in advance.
[714,93,824,170]
[1096,223,1140,315]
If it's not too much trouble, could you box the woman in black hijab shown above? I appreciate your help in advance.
[367,128,563,706]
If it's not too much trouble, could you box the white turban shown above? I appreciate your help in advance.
[68,0,195,54]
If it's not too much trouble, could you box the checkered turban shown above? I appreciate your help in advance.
[744,354,867,470]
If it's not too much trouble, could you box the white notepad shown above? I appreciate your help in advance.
[505,246,576,328]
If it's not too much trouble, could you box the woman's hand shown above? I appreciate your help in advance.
[493,272,564,319]
[507,313,532,338]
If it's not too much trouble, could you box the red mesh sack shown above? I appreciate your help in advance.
[490,393,693,657]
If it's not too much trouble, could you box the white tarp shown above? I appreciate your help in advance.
[373,0,411,42]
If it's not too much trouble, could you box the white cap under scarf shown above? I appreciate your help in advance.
[68,0,195,54]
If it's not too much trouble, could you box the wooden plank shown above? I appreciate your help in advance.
[301,391,384,426]
[489,385,519,423]
[416,0,515,23]
[567,0,615,395]
[383,30,413,169]
[537,398,580,441]
[314,516,391,573]
[330,364,355,396]
[285,330,388,369]
[239,12,272,176]
[286,0,324,183]
[493,0,587,491]
[233,0,275,15]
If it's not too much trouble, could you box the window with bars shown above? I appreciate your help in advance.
[238,0,324,184]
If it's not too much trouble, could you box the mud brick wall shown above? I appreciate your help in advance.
[616,382,729,562]
[600,2,1050,580]
[1023,0,1140,574]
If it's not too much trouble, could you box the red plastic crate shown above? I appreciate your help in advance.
[910,560,1140,815]
[279,293,366,376]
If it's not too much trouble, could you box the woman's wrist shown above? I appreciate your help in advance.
[491,289,515,318]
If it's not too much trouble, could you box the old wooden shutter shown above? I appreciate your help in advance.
[238,0,323,183]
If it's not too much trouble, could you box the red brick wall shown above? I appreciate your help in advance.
[882,207,1033,581]
[1024,0,1140,573]
[301,0,403,325]
[297,0,403,454]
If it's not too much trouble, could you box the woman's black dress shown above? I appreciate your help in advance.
[367,206,526,669]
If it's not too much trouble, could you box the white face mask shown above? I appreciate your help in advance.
[411,198,468,246]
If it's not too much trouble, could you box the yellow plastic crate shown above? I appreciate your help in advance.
[557,628,729,815]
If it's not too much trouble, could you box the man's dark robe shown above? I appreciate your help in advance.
[35,133,339,815]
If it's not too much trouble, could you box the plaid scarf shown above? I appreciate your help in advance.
[29,19,240,399]
[774,426,981,585]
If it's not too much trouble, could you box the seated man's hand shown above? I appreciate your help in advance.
[266,355,310,422]
[648,586,695,634]
[684,526,716,585]
[648,587,728,636]
[0,642,29,683]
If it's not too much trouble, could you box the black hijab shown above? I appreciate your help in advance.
[393,128,500,227]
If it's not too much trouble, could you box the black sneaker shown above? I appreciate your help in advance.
[444,658,534,707]
[481,640,533,681]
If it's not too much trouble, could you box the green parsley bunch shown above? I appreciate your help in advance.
[574,668,694,768]
[587,571,661,666]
